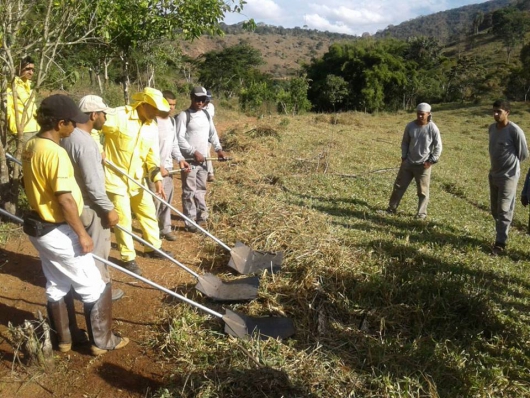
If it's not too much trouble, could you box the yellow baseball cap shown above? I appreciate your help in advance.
[131,87,170,112]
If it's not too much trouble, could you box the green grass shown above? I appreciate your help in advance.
[150,104,530,397]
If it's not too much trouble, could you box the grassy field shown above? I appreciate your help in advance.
[148,103,530,397]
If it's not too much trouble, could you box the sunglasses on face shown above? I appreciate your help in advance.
[194,96,208,103]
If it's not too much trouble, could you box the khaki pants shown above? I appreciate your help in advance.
[388,161,431,217]
[107,190,161,262]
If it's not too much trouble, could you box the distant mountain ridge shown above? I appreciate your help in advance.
[374,0,515,43]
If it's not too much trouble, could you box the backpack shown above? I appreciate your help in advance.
[184,109,210,128]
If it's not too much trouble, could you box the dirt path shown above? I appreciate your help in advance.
[0,117,254,397]
[0,179,202,397]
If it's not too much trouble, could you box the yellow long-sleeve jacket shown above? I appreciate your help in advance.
[102,105,162,196]
[6,77,39,135]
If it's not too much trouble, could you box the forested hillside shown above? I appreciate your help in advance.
[375,0,514,43]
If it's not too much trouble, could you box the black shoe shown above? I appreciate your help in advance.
[185,225,198,233]
[386,207,397,214]
[491,242,506,256]
[144,249,174,259]
[121,260,142,275]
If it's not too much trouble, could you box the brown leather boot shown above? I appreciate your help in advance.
[84,283,129,356]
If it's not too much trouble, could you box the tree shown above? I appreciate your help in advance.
[93,0,250,103]
[277,75,311,115]
[492,7,530,62]
[198,43,265,97]
[0,0,101,213]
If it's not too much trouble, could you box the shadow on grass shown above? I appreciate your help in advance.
[151,366,314,398]
[276,187,530,396]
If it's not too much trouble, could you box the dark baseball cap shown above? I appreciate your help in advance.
[38,94,89,123]
[191,86,207,97]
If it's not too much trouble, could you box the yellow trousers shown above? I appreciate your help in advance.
[107,190,161,262]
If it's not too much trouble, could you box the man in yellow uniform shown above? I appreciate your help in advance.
[22,94,128,356]
[102,87,171,275]
[7,56,39,141]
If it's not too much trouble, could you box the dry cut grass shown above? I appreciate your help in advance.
[149,104,530,397]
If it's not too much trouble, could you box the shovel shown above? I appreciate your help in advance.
[105,160,283,275]
[0,209,294,339]
[115,224,259,302]
[93,254,295,340]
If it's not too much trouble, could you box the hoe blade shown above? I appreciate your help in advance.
[195,273,260,302]
[228,241,283,275]
[222,309,295,340]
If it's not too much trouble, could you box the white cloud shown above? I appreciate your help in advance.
[304,14,355,34]
[243,0,282,21]
[225,0,491,35]
[307,4,389,26]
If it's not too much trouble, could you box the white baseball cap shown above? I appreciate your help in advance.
[78,95,116,114]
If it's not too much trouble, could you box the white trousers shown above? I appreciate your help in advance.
[29,224,105,303]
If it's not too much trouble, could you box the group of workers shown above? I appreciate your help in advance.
[385,100,529,256]
[5,56,530,358]
[7,57,225,356]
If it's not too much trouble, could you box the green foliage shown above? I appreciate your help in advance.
[276,75,311,115]
[492,6,530,61]
[198,43,265,97]
[239,81,277,115]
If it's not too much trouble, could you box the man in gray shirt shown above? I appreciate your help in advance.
[488,99,528,255]
[387,103,442,219]
[176,87,226,232]
[61,95,122,299]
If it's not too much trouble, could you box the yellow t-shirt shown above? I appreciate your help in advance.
[22,137,84,223]
[6,76,39,135]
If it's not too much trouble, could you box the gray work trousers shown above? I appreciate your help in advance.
[489,173,519,245]
[80,207,111,284]
[149,174,174,234]
[388,161,431,217]
[181,162,208,227]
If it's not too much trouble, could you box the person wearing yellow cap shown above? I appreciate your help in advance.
[6,56,39,141]
[101,87,172,275]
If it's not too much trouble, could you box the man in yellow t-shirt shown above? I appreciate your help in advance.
[102,87,172,275]
[22,94,128,356]
[7,56,39,141]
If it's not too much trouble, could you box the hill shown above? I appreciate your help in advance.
[375,0,514,43]
[179,24,358,78]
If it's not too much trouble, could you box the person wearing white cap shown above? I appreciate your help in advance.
[489,100,528,255]
[61,95,123,301]
[101,87,172,274]
[386,102,442,219]
[177,86,227,232]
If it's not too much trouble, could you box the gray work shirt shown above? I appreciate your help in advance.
[157,116,183,170]
[61,128,114,214]
[176,109,222,158]
[401,120,442,165]
[488,121,528,179]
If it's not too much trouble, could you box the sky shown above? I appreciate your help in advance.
[224,0,491,36]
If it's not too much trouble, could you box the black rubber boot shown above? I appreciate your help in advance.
[84,283,129,356]
[47,298,72,352]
